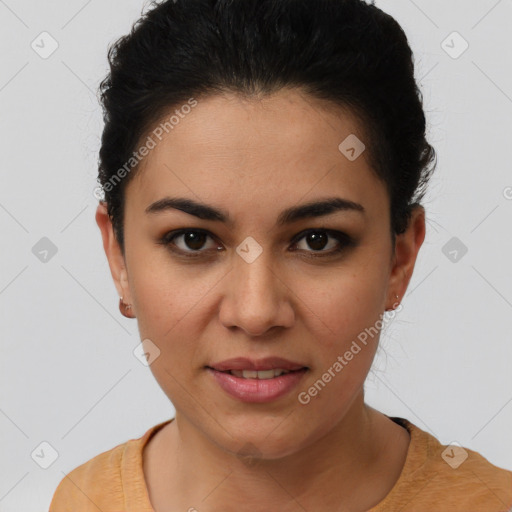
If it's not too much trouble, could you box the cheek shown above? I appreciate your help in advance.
[293,277,385,429]
[305,267,387,341]
[129,245,388,355]
[127,245,210,330]
[129,263,207,403]
[296,266,388,403]
[127,256,223,372]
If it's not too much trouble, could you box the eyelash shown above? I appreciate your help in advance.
[157,228,356,260]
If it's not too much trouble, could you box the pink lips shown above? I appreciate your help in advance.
[207,356,307,372]
[206,356,309,403]
[206,367,308,404]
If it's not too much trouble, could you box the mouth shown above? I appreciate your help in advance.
[205,366,309,379]
[204,366,309,403]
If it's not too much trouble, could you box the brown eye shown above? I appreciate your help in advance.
[291,229,355,258]
[179,231,209,251]
[301,231,330,251]
[159,229,221,257]
[159,228,355,260]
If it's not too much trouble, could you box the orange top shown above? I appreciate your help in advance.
[49,416,512,512]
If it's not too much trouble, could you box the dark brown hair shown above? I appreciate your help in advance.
[97,0,436,254]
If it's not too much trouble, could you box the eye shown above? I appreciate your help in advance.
[159,229,222,258]
[290,229,355,258]
[158,228,355,259]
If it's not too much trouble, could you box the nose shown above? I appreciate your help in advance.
[218,248,294,337]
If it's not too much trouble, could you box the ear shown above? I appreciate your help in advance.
[95,202,132,304]
[387,205,426,309]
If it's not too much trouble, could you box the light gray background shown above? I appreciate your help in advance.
[1,0,511,510]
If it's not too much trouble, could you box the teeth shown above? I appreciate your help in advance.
[229,369,292,379]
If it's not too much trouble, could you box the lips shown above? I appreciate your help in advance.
[207,366,308,402]
[206,356,308,372]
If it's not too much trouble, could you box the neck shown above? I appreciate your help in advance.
[147,391,410,511]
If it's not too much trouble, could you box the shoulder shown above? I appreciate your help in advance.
[375,417,512,512]
[48,438,127,511]
[49,420,172,512]
[432,443,512,510]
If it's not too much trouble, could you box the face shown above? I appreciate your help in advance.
[97,88,424,460]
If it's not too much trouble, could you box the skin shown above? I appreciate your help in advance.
[96,88,425,511]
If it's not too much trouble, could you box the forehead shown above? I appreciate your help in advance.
[125,89,387,221]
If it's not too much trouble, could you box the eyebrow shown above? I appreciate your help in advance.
[145,196,365,226]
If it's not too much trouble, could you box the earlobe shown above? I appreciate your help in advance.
[119,296,135,319]
[95,202,132,306]
[386,206,426,309]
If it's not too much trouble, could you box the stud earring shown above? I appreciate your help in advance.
[119,296,134,318]
[386,294,400,312]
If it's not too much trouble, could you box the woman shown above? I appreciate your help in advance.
[49,0,512,510]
